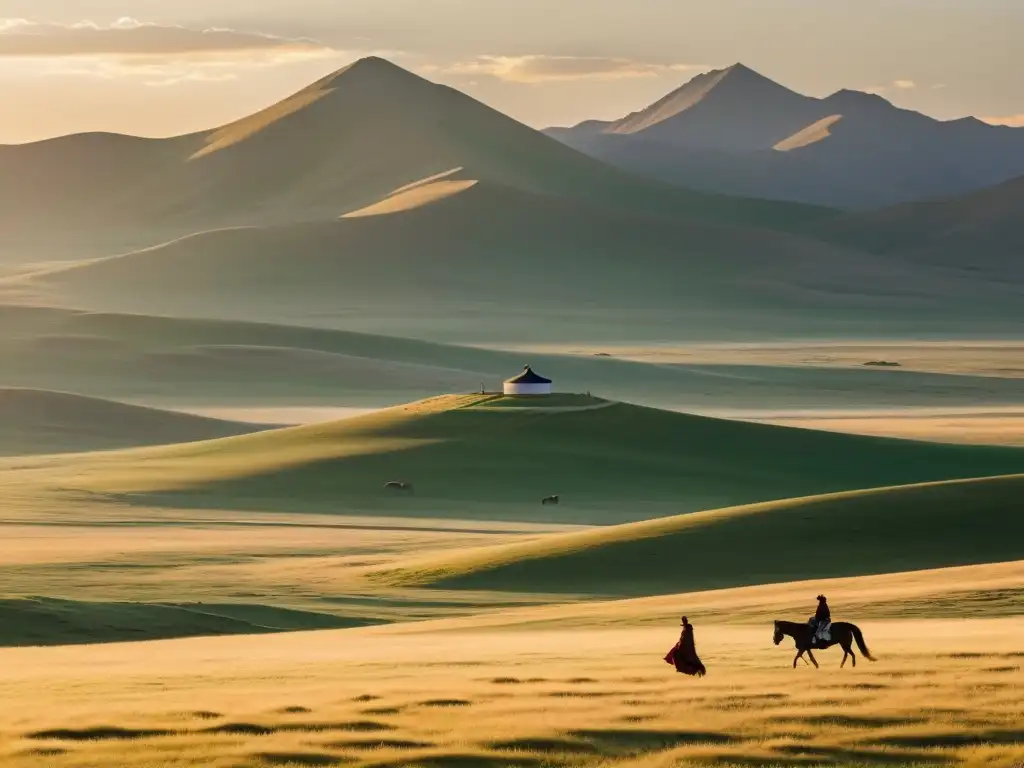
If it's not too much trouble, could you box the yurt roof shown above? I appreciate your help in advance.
[505,366,552,384]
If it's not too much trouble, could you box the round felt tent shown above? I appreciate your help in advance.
[503,365,552,396]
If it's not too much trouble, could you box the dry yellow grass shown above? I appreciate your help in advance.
[0,576,1020,768]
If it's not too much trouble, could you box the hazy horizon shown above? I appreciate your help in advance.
[1,0,1023,143]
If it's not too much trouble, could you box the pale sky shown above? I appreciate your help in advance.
[2,0,1023,143]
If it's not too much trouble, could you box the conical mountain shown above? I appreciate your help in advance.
[169,56,829,229]
[4,57,1020,342]
[610,63,816,144]
[177,55,643,220]
[547,63,1024,209]
[0,56,825,252]
[557,63,822,150]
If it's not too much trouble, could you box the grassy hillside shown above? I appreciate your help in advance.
[6,305,1024,411]
[375,473,1024,594]
[0,597,365,647]
[0,387,266,456]
[12,395,1024,523]
[0,132,195,255]
[10,179,1021,340]
[818,173,1024,280]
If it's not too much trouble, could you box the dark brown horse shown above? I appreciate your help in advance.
[773,620,876,669]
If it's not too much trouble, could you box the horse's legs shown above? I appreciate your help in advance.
[793,649,804,669]
[850,646,857,668]
[807,649,819,669]
[841,648,849,668]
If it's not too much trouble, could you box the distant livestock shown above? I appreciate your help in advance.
[541,495,560,505]
[384,481,414,493]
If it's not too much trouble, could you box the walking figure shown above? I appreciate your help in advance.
[664,615,706,677]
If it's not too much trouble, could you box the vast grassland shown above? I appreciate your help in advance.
[0,395,1020,766]
[0,565,1020,768]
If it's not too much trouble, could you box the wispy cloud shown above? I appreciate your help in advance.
[0,17,343,85]
[0,18,335,61]
[980,114,1024,128]
[863,79,917,95]
[427,55,707,83]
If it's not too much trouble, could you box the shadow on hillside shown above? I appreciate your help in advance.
[251,753,346,767]
[871,729,1024,748]
[204,720,396,736]
[488,737,601,755]
[772,714,922,728]
[28,727,175,741]
[363,756,542,768]
[568,728,736,755]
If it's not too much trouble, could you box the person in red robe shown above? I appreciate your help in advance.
[664,615,706,676]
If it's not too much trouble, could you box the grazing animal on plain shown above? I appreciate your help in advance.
[384,481,414,493]
[773,619,876,669]
[541,495,559,505]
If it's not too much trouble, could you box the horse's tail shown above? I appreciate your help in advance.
[851,625,876,661]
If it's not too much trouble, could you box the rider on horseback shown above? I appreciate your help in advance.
[810,595,831,646]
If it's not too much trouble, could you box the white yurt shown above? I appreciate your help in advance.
[503,365,552,396]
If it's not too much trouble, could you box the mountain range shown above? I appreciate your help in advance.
[0,57,822,253]
[546,63,1024,210]
[1,56,1022,342]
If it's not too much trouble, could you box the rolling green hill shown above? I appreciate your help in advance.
[373,473,1024,595]
[0,387,265,456]
[14,395,1024,524]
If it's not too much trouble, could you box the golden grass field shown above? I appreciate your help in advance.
[1,439,1021,768]
[0,380,1021,768]
[1,563,1021,768]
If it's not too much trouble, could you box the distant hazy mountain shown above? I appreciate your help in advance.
[820,173,1024,279]
[553,64,818,151]
[1,57,1020,341]
[546,64,1024,210]
[0,56,825,259]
